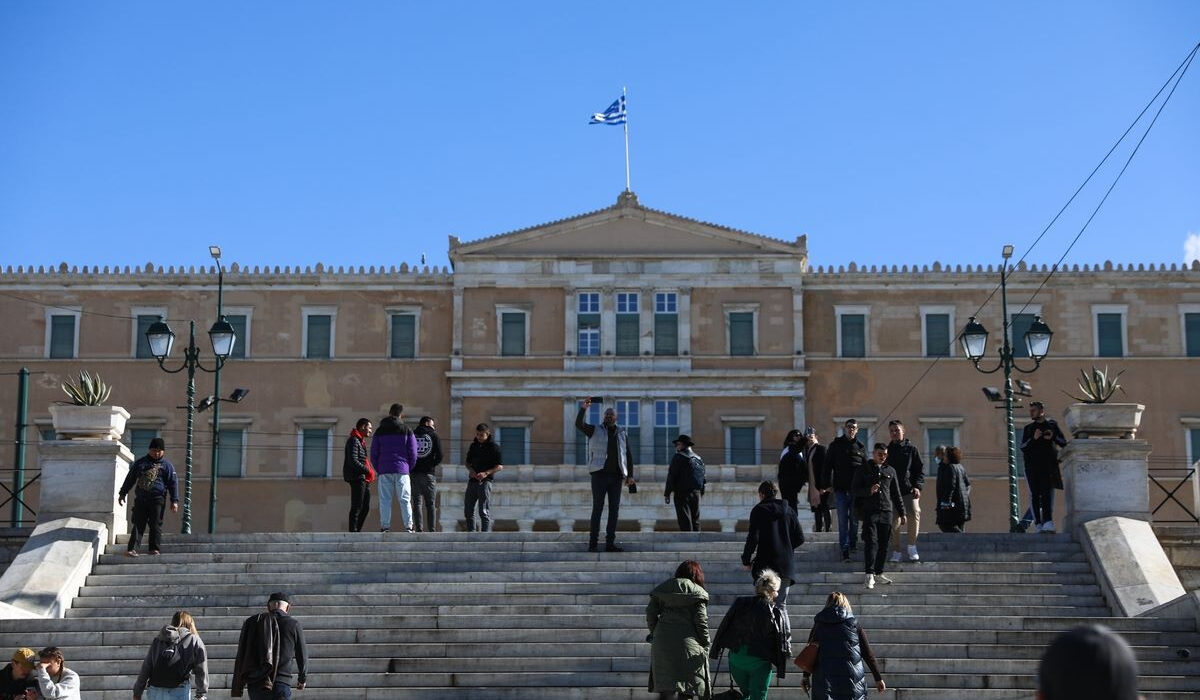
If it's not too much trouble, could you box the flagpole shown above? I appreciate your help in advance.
[622,86,631,192]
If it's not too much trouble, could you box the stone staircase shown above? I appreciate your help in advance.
[1,531,1198,699]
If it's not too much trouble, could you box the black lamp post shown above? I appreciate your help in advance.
[145,313,236,534]
[960,244,1054,532]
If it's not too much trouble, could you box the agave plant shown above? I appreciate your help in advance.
[1066,365,1125,404]
[61,370,113,406]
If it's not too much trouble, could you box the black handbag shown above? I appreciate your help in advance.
[711,650,744,700]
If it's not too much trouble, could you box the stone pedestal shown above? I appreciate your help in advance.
[1061,438,1152,535]
[37,440,134,545]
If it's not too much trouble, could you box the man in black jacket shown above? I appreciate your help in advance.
[342,418,373,532]
[742,480,804,635]
[231,592,307,699]
[1020,401,1068,533]
[886,420,925,563]
[118,437,179,557]
[853,443,906,589]
[412,416,443,532]
[664,434,705,531]
[826,419,867,562]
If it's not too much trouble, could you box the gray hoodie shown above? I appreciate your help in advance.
[133,625,208,698]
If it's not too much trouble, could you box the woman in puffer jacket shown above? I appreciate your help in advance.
[800,592,884,700]
[646,560,711,699]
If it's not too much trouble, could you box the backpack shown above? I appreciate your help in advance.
[136,462,163,495]
[148,635,193,688]
[680,454,706,493]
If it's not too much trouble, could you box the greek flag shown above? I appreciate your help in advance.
[589,96,626,125]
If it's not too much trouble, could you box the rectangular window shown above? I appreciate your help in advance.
[226,314,248,359]
[1097,312,1124,357]
[299,428,332,478]
[501,312,526,356]
[654,400,680,465]
[578,315,600,356]
[729,312,755,356]
[839,314,866,358]
[498,427,525,465]
[926,427,955,467]
[48,314,77,359]
[654,292,678,356]
[924,313,951,357]
[616,400,641,464]
[1010,313,1036,359]
[1186,313,1200,358]
[578,292,600,314]
[122,427,161,453]
[305,315,332,358]
[40,428,56,442]
[134,315,160,359]
[1189,428,1200,466]
[616,292,639,356]
[217,428,245,478]
[728,427,758,465]
[390,313,416,358]
[575,402,602,465]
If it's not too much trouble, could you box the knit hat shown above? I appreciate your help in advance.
[11,648,35,669]
[149,437,166,451]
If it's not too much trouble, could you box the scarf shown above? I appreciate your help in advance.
[351,429,376,483]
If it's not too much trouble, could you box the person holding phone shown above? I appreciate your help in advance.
[576,397,636,552]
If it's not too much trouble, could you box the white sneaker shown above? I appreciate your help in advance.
[907,544,920,561]
[889,550,902,563]
[865,574,875,589]
[876,574,893,585]
[1039,521,1056,534]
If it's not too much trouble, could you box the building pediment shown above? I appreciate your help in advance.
[449,191,806,264]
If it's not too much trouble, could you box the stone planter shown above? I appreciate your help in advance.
[48,405,130,441]
[1063,402,1144,439]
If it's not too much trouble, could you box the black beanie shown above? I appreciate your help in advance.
[1038,625,1139,700]
[149,437,166,451]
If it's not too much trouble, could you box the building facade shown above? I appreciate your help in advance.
[2,191,1198,532]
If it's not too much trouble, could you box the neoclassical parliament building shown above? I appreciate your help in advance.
[2,191,1198,532]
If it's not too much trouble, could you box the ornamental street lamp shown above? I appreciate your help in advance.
[145,314,236,534]
[960,244,1054,533]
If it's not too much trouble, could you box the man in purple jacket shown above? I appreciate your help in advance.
[370,403,418,533]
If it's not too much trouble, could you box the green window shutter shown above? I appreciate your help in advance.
[501,313,526,356]
[498,427,524,465]
[616,314,639,355]
[729,427,758,465]
[729,313,754,356]
[226,315,247,359]
[925,313,950,357]
[390,314,416,358]
[217,428,244,477]
[306,315,332,358]
[301,429,329,478]
[49,315,76,358]
[1190,429,1200,465]
[654,314,678,355]
[1097,313,1123,357]
[122,428,160,452]
[1186,314,1200,357]
[840,314,865,358]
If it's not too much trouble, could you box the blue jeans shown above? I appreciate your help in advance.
[834,489,858,551]
[146,684,190,700]
[248,681,292,700]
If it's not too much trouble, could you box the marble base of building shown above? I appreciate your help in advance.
[1061,438,1152,535]
[37,439,133,545]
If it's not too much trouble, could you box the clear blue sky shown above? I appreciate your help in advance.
[1,2,1197,272]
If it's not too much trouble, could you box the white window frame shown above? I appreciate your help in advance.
[210,418,252,478]
[130,306,169,359]
[222,306,254,359]
[721,415,765,465]
[491,416,535,464]
[1092,304,1129,358]
[301,306,338,359]
[578,291,601,314]
[44,306,81,359]
[655,292,678,314]
[834,305,870,358]
[1178,304,1200,357]
[495,305,531,357]
[295,419,337,478]
[724,303,760,356]
[919,305,956,358]
[832,416,877,450]
[387,305,422,359]
[919,417,964,465]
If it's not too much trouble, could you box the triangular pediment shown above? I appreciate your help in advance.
[450,192,806,261]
